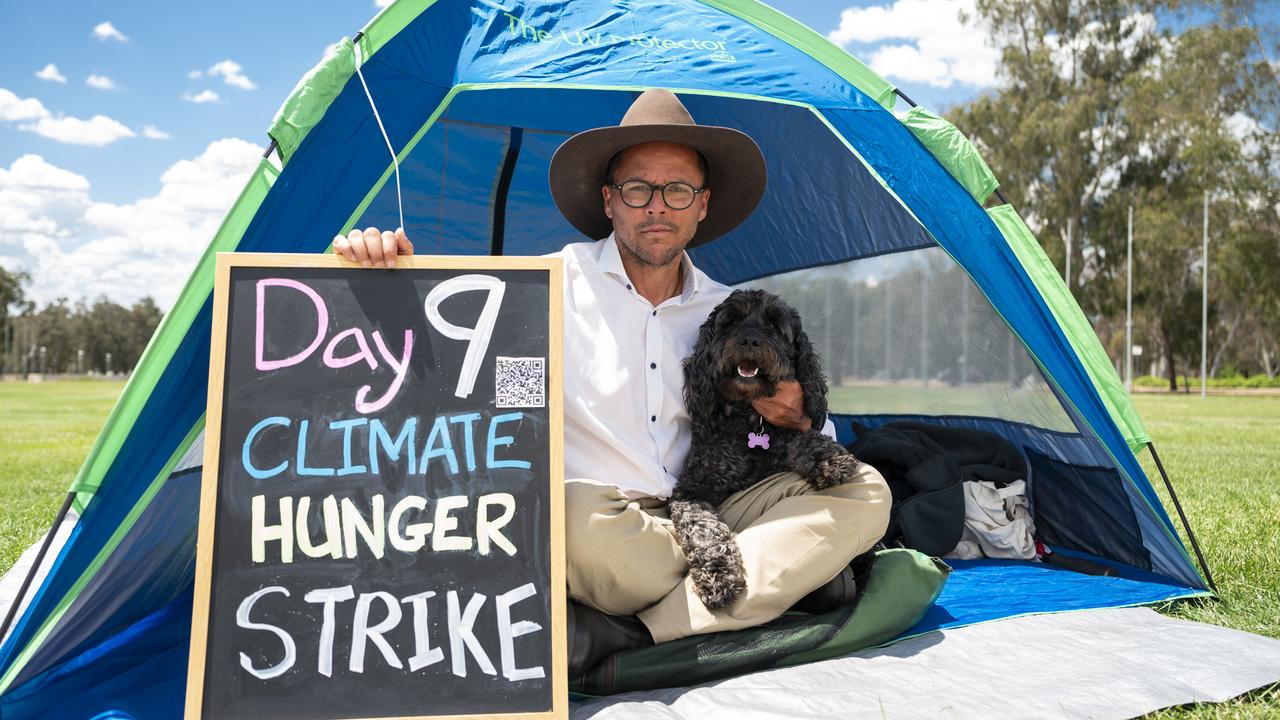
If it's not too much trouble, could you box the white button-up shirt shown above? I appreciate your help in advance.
[557,234,730,499]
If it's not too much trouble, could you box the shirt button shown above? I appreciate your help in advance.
[651,310,657,316]
[650,362,657,369]
[626,284,632,290]
[650,415,656,422]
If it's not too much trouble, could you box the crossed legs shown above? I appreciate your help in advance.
[565,463,890,644]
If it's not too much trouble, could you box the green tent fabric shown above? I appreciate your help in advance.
[269,39,356,163]
[901,106,1000,204]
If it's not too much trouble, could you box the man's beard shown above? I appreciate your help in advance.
[617,221,690,268]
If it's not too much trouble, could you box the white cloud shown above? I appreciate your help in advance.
[35,64,66,84]
[375,0,394,7]
[92,21,128,43]
[0,155,92,239]
[20,115,135,146]
[187,69,203,80]
[0,89,50,123]
[827,0,999,89]
[183,89,220,104]
[141,125,171,140]
[0,88,136,146]
[207,60,256,90]
[866,44,951,87]
[1,139,263,308]
[86,74,116,90]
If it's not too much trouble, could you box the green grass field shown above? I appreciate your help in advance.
[0,380,1276,715]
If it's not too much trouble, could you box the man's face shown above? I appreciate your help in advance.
[602,142,710,269]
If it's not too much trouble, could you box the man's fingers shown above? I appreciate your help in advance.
[345,229,371,266]
[332,234,355,262]
[333,227,404,267]
[363,227,385,267]
[380,231,398,267]
[395,227,414,257]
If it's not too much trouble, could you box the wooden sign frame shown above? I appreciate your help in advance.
[187,252,567,720]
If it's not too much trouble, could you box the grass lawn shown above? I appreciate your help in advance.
[0,379,124,572]
[0,381,1276,715]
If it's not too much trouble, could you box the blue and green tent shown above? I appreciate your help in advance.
[0,1,1212,716]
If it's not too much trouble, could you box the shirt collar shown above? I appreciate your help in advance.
[599,233,703,304]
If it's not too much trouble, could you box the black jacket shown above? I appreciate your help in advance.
[849,421,1026,556]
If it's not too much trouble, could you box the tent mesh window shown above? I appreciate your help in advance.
[744,249,1075,432]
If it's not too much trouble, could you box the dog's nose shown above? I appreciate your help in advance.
[740,337,761,348]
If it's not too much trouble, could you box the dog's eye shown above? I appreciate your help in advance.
[715,311,738,329]
[766,308,795,341]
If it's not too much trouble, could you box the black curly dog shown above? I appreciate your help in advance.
[671,289,860,609]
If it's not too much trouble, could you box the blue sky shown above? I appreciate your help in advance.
[0,0,1028,306]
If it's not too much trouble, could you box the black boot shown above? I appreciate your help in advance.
[567,601,654,678]
[790,563,858,614]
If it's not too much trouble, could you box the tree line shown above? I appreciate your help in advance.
[949,0,1279,389]
[0,267,161,376]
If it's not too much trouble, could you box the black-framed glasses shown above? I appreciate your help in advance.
[608,180,706,210]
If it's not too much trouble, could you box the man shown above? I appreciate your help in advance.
[333,89,890,678]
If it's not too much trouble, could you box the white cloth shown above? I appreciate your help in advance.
[946,479,1037,560]
[557,235,731,499]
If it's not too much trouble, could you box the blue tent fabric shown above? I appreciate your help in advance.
[913,557,1205,635]
[6,469,200,691]
[1,590,191,720]
[0,0,1209,715]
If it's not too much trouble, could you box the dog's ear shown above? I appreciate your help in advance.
[683,302,725,422]
[789,305,829,427]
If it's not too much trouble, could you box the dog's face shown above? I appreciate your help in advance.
[705,290,801,402]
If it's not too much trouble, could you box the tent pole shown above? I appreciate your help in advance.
[1147,442,1217,593]
[490,127,524,256]
[0,491,76,644]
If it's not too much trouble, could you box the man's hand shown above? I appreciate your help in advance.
[332,227,414,267]
[752,379,811,431]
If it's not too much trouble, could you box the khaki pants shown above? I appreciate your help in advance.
[565,463,891,643]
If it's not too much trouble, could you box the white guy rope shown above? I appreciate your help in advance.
[353,40,405,233]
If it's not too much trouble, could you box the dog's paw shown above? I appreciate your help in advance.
[810,452,859,490]
[688,541,747,609]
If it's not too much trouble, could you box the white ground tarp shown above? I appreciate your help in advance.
[572,607,1280,719]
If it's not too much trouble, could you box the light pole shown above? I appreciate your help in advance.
[105,352,112,376]
[1126,206,1134,394]
[77,348,84,375]
[1202,191,1209,400]
[1065,217,1073,291]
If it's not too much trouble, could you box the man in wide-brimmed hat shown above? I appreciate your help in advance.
[333,89,889,679]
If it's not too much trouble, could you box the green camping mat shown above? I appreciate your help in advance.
[573,548,950,696]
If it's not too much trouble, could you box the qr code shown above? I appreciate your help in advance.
[495,356,545,408]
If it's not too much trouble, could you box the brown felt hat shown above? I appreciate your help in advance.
[549,89,766,248]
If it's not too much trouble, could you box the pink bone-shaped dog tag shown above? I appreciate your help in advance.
[747,431,770,450]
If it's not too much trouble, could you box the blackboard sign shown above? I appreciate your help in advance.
[188,253,566,720]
